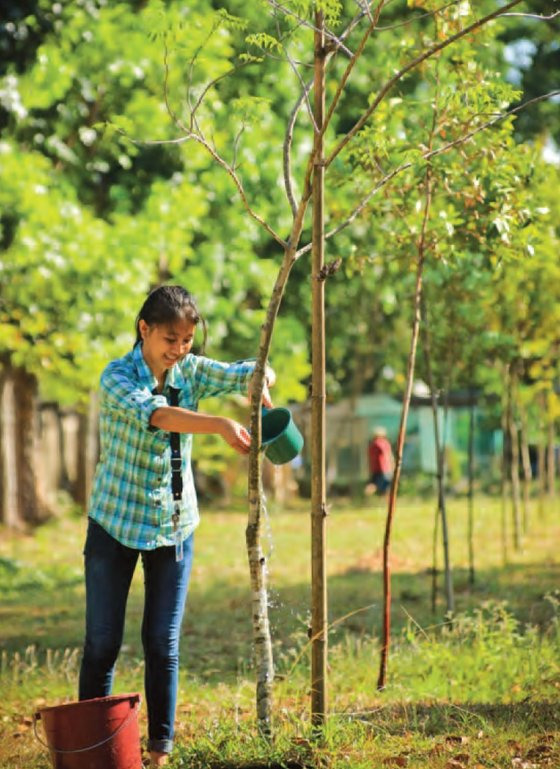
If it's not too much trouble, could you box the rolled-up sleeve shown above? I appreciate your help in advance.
[101,362,168,430]
[191,357,255,401]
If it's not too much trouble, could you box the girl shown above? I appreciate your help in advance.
[79,285,274,767]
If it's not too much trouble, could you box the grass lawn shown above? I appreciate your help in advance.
[0,494,559,767]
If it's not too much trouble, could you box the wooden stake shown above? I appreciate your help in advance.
[310,9,328,727]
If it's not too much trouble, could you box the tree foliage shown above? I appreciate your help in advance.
[0,0,558,412]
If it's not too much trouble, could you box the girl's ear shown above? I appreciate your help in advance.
[138,319,149,340]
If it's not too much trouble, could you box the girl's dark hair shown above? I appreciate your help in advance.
[135,285,207,351]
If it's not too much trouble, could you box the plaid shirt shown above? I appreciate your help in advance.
[88,343,254,550]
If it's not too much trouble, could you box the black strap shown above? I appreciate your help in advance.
[168,388,183,503]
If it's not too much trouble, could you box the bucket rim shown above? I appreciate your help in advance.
[34,693,141,756]
[36,692,141,717]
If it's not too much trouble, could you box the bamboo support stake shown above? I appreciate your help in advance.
[310,9,328,727]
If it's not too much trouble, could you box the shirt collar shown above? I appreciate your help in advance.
[131,343,186,393]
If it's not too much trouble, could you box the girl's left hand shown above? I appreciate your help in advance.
[249,365,276,409]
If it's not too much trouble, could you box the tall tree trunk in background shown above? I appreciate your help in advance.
[518,402,532,534]
[377,166,432,691]
[0,362,44,526]
[74,392,99,509]
[310,11,328,726]
[0,363,20,527]
[506,369,522,551]
[467,392,476,586]
[15,367,44,524]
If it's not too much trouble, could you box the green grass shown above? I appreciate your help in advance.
[1,495,559,767]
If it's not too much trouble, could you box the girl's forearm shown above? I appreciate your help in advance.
[150,406,226,436]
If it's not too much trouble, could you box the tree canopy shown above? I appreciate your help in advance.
[0,0,558,411]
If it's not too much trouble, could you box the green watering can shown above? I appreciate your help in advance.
[261,407,304,465]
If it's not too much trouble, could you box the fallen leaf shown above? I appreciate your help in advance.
[511,759,537,769]
[428,744,445,756]
[292,738,312,748]
[454,753,470,763]
[382,757,407,767]
[446,735,470,747]
[527,744,553,759]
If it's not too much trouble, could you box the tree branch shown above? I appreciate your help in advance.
[280,3,378,216]
[426,89,560,160]
[189,60,255,131]
[295,88,560,257]
[191,133,288,247]
[376,0,463,31]
[324,0,525,168]
[283,45,318,131]
[321,1,388,139]
[501,11,559,20]
[283,82,312,217]
[265,0,354,57]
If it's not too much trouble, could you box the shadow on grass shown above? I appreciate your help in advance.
[1,554,558,682]
[351,699,560,735]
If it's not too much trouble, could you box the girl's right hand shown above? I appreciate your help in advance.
[220,418,251,455]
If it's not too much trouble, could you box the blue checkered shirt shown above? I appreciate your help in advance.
[88,343,254,549]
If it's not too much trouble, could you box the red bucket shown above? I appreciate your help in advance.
[34,693,142,769]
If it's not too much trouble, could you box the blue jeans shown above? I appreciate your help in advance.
[79,519,194,754]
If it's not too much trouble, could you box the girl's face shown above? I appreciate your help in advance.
[139,318,196,376]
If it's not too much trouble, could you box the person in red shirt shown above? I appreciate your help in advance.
[367,427,394,496]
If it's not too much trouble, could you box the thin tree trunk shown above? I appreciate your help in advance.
[440,387,454,615]
[310,10,328,727]
[467,391,476,586]
[421,305,454,616]
[421,307,442,571]
[431,504,439,614]
[537,391,547,519]
[500,365,510,565]
[518,402,532,534]
[246,260,303,733]
[507,370,522,551]
[377,166,432,691]
[245,122,316,736]
[546,396,556,501]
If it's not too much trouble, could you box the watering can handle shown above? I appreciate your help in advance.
[33,699,140,755]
